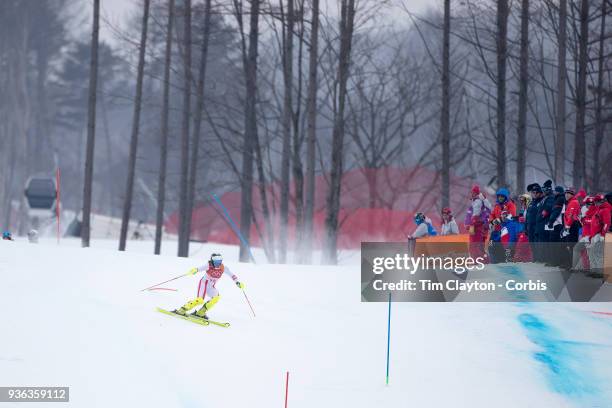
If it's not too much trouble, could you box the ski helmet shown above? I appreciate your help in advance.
[210,253,223,267]
[414,212,425,225]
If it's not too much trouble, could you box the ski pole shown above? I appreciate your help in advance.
[241,289,256,317]
[141,271,191,292]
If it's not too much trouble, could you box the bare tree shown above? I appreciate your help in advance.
[495,0,508,188]
[323,0,356,265]
[516,0,529,192]
[441,0,450,208]
[573,0,589,188]
[301,0,319,263]
[119,0,150,251]
[186,0,213,249]
[81,0,99,248]
[239,0,261,262]
[555,0,567,185]
[279,0,295,263]
[591,0,607,191]
[154,0,175,255]
[177,0,192,257]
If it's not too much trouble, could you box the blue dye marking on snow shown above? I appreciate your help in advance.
[501,265,608,404]
[518,313,600,400]
[497,265,529,301]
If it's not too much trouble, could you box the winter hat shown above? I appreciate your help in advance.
[414,212,425,224]
[526,183,537,192]
[542,179,553,194]
[554,186,565,195]
[496,188,510,203]
[576,189,586,200]
[530,183,542,194]
[471,185,480,195]
[605,192,612,204]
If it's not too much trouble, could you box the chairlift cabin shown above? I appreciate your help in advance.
[24,176,57,218]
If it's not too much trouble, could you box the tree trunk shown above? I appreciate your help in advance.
[292,6,305,263]
[155,0,174,255]
[239,0,260,262]
[495,0,508,189]
[279,0,294,264]
[81,0,99,248]
[186,0,212,248]
[516,0,529,193]
[254,130,276,263]
[592,0,606,191]
[119,0,150,251]
[441,0,450,208]
[323,0,356,265]
[573,0,589,188]
[301,0,319,264]
[555,0,567,185]
[177,0,192,258]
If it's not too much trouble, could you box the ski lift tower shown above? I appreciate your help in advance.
[24,176,57,230]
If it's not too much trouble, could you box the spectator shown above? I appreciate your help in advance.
[465,185,492,260]
[407,212,437,239]
[440,207,459,236]
[535,180,555,263]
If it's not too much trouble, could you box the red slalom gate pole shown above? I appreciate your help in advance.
[284,371,289,408]
[56,168,61,244]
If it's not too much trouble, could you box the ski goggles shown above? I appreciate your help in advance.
[211,255,223,266]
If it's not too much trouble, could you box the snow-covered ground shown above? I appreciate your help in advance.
[2,238,612,407]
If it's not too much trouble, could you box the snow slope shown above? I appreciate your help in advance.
[2,239,612,407]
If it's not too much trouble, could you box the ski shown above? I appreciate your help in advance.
[156,308,230,328]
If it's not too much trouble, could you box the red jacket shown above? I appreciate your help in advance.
[564,196,581,228]
[582,206,598,239]
[595,202,611,237]
[490,200,517,223]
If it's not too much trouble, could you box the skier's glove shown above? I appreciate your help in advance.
[188,267,198,275]
[236,281,245,289]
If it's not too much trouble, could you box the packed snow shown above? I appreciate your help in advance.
[2,238,612,407]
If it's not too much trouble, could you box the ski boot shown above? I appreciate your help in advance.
[192,295,221,320]
[173,298,204,316]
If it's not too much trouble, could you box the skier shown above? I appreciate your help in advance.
[2,231,13,241]
[173,253,244,320]
[440,207,459,236]
[407,212,437,239]
[465,185,492,260]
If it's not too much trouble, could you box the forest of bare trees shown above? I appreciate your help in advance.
[0,0,610,264]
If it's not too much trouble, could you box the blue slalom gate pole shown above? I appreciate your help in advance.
[211,193,256,263]
[386,292,392,386]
